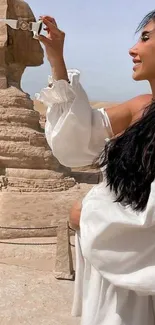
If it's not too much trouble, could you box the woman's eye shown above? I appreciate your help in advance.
[141,35,149,42]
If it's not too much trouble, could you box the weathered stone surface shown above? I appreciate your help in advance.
[0,175,75,192]
[5,168,67,179]
[0,0,73,192]
[0,184,91,235]
[0,0,44,82]
[54,221,74,280]
[0,0,76,281]
[0,87,70,176]
[0,225,57,240]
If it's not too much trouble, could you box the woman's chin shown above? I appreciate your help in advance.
[132,71,144,81]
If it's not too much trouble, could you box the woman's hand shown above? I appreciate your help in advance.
[69,200,82,231]
[39,16,65,66]
[39,16,68,81]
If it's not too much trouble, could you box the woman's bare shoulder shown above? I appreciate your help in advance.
[130,93,152,108]
[105,94,152,135]
[129,93,152,122]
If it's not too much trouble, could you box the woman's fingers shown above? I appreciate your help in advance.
[38,16,65,64]
[43,27,50,33]
[38,34,52,45]
[39,16,64,41]
[41,16,59,35]
[41,16,57,27]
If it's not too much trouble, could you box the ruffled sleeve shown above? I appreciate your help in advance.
[36,69,113,168]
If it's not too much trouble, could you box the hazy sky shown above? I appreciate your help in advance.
[22,0,155,102]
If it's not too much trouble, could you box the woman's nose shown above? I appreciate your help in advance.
[129,44,138,57]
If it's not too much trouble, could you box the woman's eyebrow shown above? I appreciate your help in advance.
[141,31,149,36]
[141,29,155,37]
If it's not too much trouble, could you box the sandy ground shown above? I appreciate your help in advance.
[0,237,80,325]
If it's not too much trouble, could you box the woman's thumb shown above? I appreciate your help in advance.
[38,35,51,46]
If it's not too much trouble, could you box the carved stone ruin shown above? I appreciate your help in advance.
[0,0,75,192]
[54,221,74,280]
[0,0,75,280]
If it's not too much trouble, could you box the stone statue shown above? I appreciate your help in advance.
[0,0,74,191]
[0,0,44,89]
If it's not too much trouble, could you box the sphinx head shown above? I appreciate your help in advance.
[4,0,44,67]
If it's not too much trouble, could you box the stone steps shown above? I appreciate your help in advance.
[0,176,75,192]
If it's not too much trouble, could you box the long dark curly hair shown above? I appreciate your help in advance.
[94,11,155,212]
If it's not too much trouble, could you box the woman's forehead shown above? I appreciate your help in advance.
[142,20,155,32]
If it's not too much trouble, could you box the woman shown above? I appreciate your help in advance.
[38,11,155,325]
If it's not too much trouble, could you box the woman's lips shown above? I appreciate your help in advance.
[133,63,141,71]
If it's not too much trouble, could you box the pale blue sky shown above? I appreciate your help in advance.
[22,0,155,101]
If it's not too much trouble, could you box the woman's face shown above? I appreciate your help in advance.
[129,20,155,82]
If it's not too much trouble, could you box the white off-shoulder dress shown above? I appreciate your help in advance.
[37,70,155,325]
